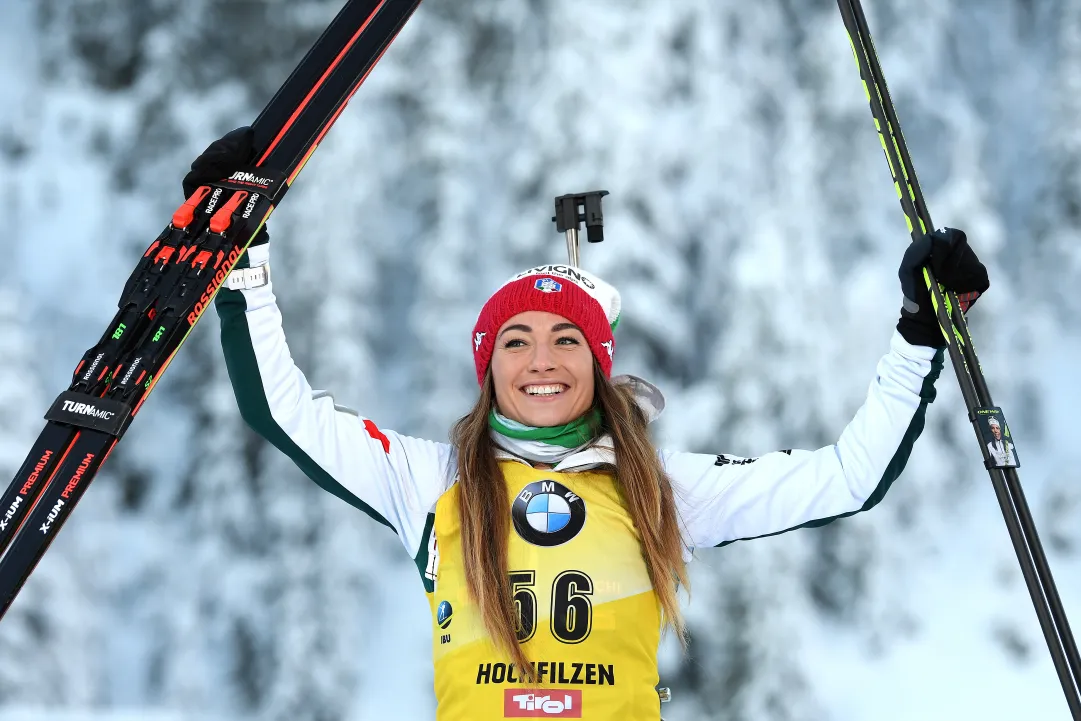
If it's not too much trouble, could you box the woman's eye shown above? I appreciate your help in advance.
[556,336,581,345]
[503,338,526,348]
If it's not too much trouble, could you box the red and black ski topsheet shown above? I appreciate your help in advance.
[0,0,423,619]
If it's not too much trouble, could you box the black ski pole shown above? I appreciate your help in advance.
[836,0,1081,716]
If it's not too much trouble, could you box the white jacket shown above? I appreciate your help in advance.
[215,245,945,579]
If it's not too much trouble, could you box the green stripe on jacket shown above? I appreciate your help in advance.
[214,258,394,532]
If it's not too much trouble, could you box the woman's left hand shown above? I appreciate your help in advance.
[896,227,990,347]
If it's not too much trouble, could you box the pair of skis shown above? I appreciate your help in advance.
[0,0,422,621]
[837,0,1081,716]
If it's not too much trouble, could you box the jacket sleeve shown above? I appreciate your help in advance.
[214,244,452,569]
[663,332,945,549]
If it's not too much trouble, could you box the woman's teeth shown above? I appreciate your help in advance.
[525,385,564,396]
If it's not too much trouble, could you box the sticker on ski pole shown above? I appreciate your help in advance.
[974,407,1019,469]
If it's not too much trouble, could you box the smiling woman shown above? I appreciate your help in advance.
[491,312,597,428]
[192,126,991,720]
[450,269,689,698]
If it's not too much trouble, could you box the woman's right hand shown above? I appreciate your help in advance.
[182,126,256,198]
[182,126,268,246]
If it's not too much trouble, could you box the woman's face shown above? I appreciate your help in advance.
[490,310,596,428]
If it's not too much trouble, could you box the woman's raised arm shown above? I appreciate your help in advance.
[665,228,988,550]
[185,128,452,568]
[664,331,943,549]
[215,242,453,567]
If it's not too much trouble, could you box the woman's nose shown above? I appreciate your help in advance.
[528,343,556,372]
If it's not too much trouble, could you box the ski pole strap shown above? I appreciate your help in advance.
[226,264,271,291]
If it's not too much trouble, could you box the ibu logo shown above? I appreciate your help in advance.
[512,480,586,547]
[534,277,562,293]
[437,600,453,629]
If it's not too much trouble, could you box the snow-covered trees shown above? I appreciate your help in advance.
[0,0,1078,719]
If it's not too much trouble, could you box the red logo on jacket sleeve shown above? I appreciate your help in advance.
[504,689,582,717]
[363,419,391,454]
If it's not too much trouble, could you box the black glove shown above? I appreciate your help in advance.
[897,227,989,347]
[182,126,256,197]
[182,126,268,246]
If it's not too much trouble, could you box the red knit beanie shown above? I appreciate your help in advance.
[472,265,622,385]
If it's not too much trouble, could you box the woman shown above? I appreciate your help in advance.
[193,128,989,720]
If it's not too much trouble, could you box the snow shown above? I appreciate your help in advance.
[1,0,1079,719]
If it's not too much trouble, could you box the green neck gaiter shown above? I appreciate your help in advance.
[488,408,603,449]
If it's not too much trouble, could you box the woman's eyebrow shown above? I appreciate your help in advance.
[497,324,531,338]
[552,322,581,332]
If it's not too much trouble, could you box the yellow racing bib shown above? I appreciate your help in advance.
[428,461,663,720]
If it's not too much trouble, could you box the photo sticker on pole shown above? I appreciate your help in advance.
[974,407,1019,469]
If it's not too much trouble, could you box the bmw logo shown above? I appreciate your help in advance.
[512,480,586,547]
[437,600,453,629]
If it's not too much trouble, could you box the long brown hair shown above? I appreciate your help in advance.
[450,363,689,678]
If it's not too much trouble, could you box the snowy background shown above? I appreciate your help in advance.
[1,0,1080,719]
